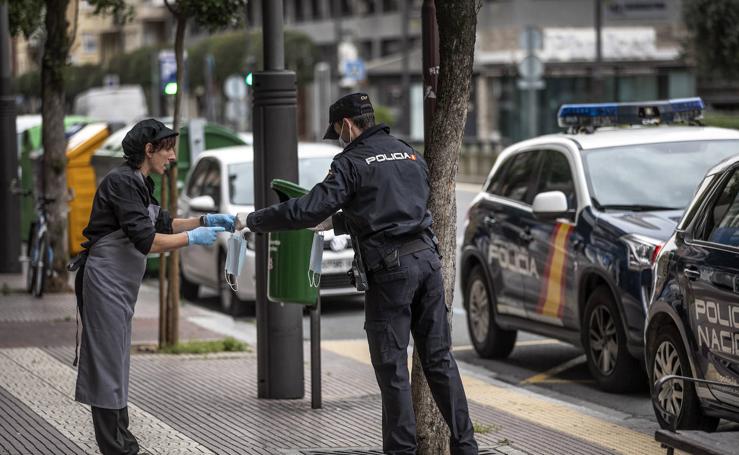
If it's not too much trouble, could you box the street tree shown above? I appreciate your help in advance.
[160,0,246,347]
[412,0,480,453]
[683,0,739,79]
[8,0,130,292]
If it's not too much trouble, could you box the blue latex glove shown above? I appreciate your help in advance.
[187,226,225,245]
[205,213,236,232]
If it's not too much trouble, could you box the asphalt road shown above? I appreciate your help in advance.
[192,184,661,435]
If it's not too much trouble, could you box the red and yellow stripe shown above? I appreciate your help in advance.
[537,223,574,319]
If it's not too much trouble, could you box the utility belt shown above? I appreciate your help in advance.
[348,231,441,291]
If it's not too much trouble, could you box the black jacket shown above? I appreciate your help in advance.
[247,124,433,268]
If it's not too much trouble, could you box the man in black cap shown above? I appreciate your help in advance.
[247,94,478,454]
[73,119,235,454]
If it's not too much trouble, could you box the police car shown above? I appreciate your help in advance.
[648,154,739,430]
[460,98,739,392]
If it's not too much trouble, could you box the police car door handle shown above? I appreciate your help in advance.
[684,266,700,281]
[519,227,533,243]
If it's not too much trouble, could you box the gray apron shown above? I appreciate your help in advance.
[75,173,159,409]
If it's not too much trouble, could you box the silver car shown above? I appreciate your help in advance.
[178,143,359,314]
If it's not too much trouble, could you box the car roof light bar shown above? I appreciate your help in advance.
[557,97,704,133]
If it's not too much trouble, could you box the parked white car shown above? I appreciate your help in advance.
[178,143,359,314]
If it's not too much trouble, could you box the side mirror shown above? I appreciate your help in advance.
[532,191,569,221]
[189,195,216,213]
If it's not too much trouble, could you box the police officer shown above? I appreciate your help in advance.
[72,119,235,455]
[247,93,478,454]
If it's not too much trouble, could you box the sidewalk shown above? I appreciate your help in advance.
[0,272,667,455]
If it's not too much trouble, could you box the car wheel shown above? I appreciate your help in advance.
[648,324,720,431]
[218,252,245,316]
[583,286,644,393]
[180,269,199,301]
[465,265,517,359]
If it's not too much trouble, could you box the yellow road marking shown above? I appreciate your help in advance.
[520,354,587,385]
[323,339,662,455]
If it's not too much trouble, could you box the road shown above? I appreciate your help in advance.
[190,184,660,437]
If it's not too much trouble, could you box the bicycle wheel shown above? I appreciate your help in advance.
[26,222,37,294]
[32,233,48,298]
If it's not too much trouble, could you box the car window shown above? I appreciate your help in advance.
[201,161,221,206]
[186,159,211,197]
[489,151,540,204]
[703,169,739,248]
[536,150,576,209]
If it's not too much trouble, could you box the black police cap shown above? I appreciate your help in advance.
[122,118,178,160]
[323,92,374,140]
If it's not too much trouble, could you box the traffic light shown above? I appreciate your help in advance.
[245,72,253,86]
[164,82,178,95]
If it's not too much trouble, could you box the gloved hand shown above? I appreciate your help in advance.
[187,226,225,245]
[204,214,236,232]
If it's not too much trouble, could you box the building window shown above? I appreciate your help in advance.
[381,38,402,56]
[383,0,399,12]
[82,33,97,54]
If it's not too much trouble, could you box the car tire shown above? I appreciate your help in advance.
[218,252,246,316]
[583,286,644,393]
[465,265,517,359]
[180,269,199,301]
[648,324,720,431]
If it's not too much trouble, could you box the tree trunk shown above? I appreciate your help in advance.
[165,14,186,346]
[41,0,73,292]
[412,1,479,453]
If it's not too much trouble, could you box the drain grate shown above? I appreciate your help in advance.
[300,448,505,455]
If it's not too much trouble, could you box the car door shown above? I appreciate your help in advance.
[519,148,579,327]
[684,166,739,408]
[184,158,221,285]
[480,150,542,318]
[179,159,211,283]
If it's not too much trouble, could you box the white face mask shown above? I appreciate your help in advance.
[308,232,324,288]
[224,231,247,291]
[338,121,353,148]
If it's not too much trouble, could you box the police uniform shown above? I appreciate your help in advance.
[247,93,478,455]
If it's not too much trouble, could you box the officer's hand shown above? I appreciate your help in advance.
[204,214,236,232]
[187,226,225,246]
[308,216,333,232]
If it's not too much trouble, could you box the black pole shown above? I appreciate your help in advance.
[0,2,21,273]
[311,293,321,409]
[253,0,304,399]
[593,0,604,101]
[422,0,439,143]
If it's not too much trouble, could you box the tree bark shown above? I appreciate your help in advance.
[41,0,73,292]
[165,13,186,346]
[412,1,479,453]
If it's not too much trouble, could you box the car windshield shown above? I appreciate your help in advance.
[228,157,333,205]
[582,140,739,210]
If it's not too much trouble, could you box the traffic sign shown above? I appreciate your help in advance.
[517,55,544,81]
[343,59,366,83]
[159,50,177,93]
[517,79,545,90]
[224,74,247,100]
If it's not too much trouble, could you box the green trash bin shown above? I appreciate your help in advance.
[267,179,318,306]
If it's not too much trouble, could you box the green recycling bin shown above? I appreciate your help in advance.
[267,179,318,306]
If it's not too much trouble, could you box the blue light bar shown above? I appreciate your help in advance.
[557,97,704,131]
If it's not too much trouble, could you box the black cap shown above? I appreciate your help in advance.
[122,118,178,160]
[323,92,374,140]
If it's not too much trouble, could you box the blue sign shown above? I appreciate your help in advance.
[343,59,366,83]
[159,50,177,93]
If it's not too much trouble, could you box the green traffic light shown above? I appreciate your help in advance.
[164,82,178,95]
[245,72,253,86]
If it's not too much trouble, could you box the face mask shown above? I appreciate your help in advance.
[224,231,247,291]
[338,121,352,148]
[308,232,324,288]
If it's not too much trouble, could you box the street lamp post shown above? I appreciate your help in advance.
[0,2,20,273]
[253,0,304,399]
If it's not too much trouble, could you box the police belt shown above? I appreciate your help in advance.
[399,238,434,257]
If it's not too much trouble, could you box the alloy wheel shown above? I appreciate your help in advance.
[654,340,684,420]
[468,279,490,343]
[588,305,619,376]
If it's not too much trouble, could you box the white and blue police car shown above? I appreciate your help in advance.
[460,98,739,392]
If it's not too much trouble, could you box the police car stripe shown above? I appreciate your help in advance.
[537,224,573,319]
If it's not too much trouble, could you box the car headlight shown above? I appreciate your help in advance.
[621,234,662,271]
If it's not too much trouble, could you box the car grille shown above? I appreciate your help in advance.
[320,272,352,289]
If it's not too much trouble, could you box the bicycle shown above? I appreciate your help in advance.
[11,180,55,298]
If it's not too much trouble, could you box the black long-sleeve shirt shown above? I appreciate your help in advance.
[82,163,173,255]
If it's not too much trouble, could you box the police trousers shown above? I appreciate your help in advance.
[364,248,478,455]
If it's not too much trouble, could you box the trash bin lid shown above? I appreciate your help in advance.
[271,179,309,199]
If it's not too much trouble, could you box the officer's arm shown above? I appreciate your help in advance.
[247,160,355,232]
